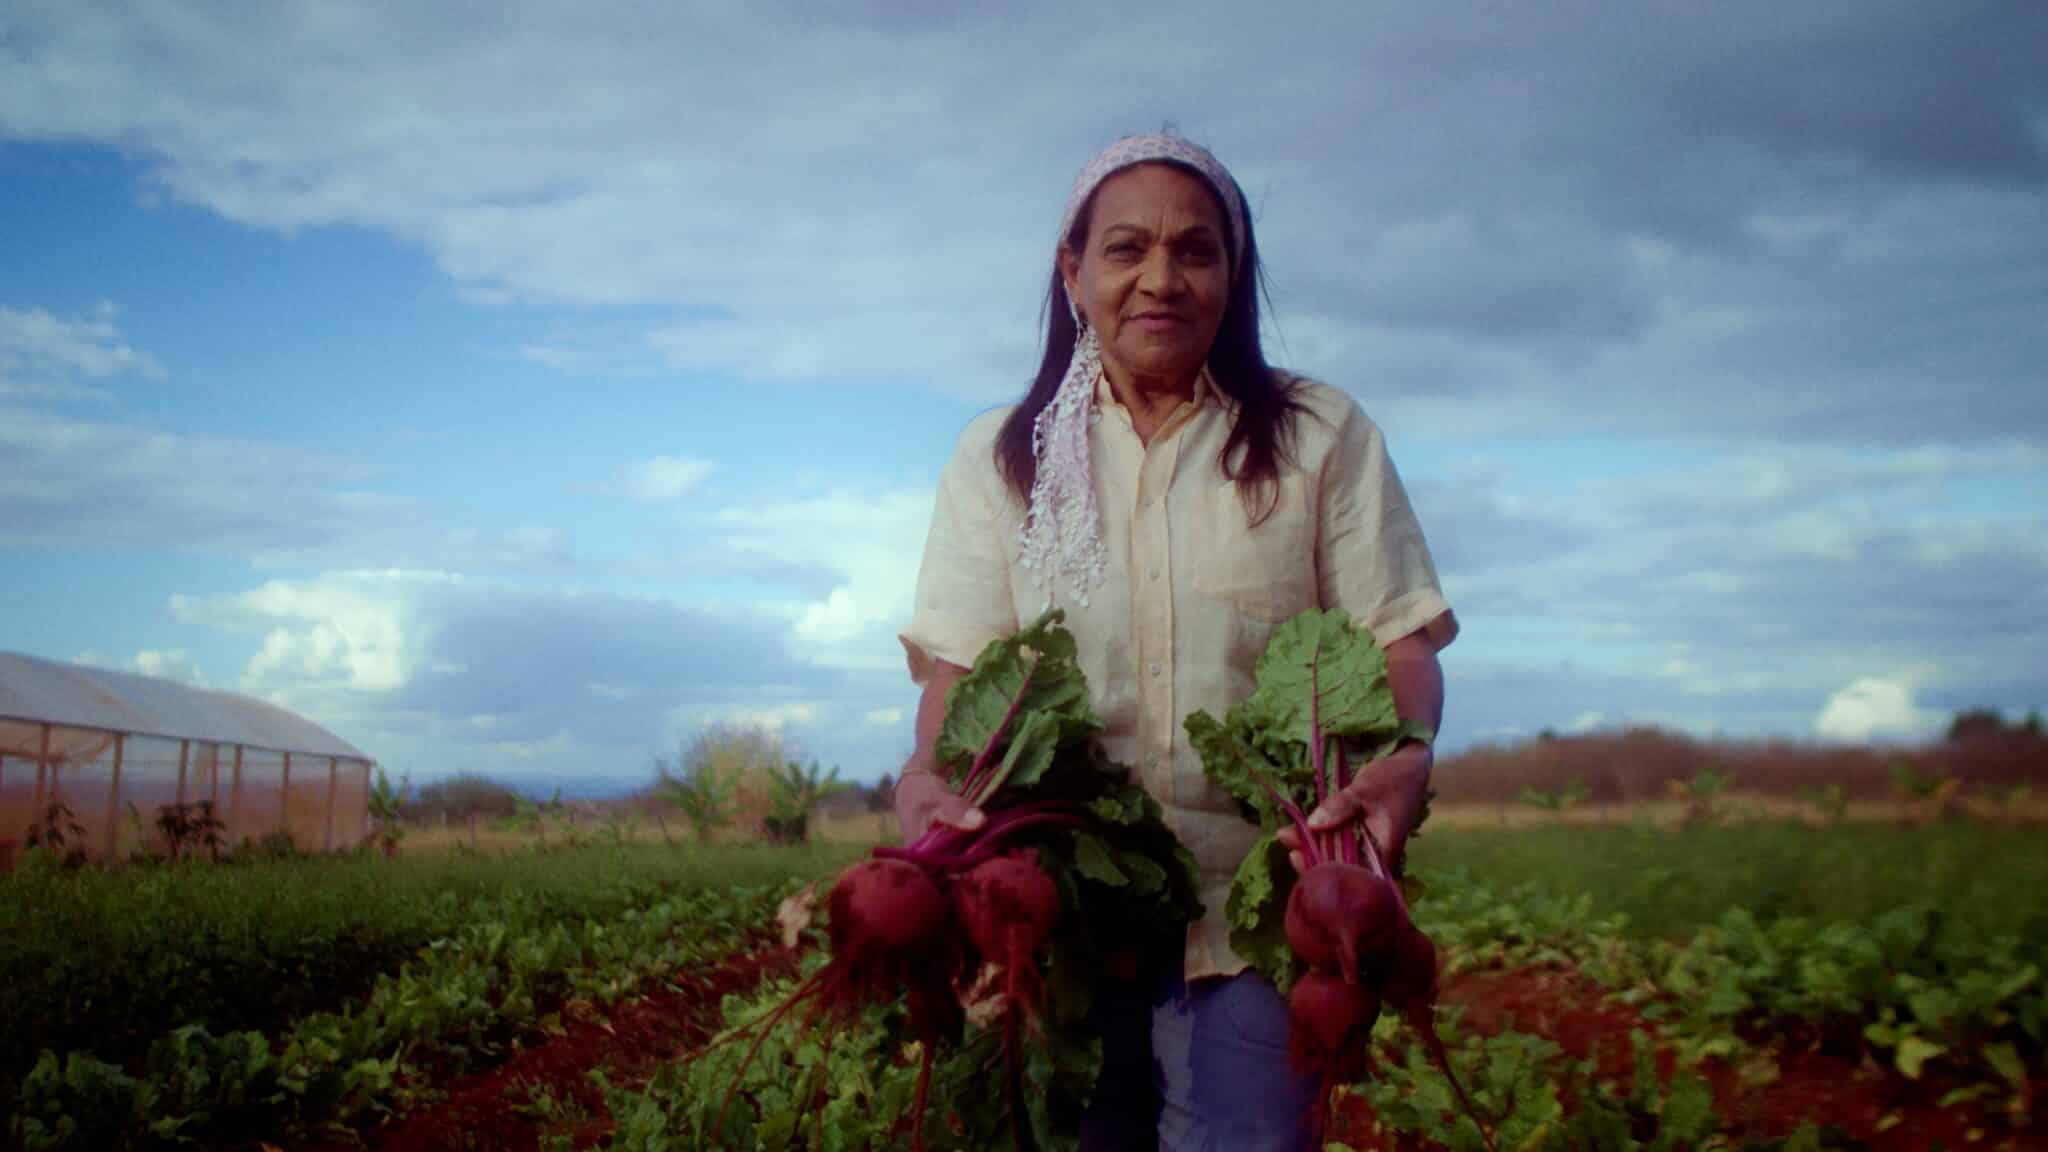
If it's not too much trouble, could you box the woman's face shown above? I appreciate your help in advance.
[1060,163,1231,396]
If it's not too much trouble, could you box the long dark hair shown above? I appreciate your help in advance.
[994,160,1306,525]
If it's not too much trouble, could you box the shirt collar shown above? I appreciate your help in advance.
[1092,363,1221,412]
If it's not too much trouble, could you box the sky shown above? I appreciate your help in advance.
[2,1,2044,792]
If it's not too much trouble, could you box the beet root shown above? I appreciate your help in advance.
[953,851,1059,1015]
[823,858,950,997]
[1285,861,1400,984]
[1381,919,1438,1019]
[1287,968,1380,1079]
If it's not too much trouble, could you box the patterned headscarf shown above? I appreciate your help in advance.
[1018,134,1248,609]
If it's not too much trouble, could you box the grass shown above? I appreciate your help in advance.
[0,839,859,1085]
[1426,791,2048,829]
[391,808,895,856]
[1408,818,2048,944]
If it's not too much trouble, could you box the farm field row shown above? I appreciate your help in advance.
[4,822,2041,1150]
[622,827,2043,1151]
[1,842,858,1150]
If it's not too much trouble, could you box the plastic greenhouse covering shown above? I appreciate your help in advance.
[0,650,375,860]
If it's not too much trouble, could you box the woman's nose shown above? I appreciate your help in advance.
[1137,246,1184,297]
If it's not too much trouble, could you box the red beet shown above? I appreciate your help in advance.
[1381,918,1438,1017]
[953,852,1059,1019]
[714,857,961,1149]
[954,852,1059,965]
[827,857,963,1049]
[827,857,953,991]
[1285,861,1400,984]
[1287,968,1380,1079]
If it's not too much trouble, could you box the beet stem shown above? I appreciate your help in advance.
[1357,828,1412,924]
[960,652,1041,804]
[909,1042,934,1152]
[1310,636,1328,813]
[909,798,1069,858]
[1235,749,1322,865]
[1414,1016,1498,1152]
[877,812,1084,871]
[710,965,831,1141]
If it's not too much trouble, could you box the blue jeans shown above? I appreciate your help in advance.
[1081,971,1320,1151]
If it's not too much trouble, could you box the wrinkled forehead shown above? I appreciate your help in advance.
[1081,163,1230,240]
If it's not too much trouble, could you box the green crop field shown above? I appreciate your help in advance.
[2,819,2040,1151]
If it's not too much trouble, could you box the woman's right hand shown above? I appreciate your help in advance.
[893,764,985,843]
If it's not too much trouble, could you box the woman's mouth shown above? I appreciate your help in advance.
[1130,313,1186,333]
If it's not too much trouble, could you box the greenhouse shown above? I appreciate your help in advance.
[0,651,376,861]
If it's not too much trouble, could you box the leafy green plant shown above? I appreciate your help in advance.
[3,856,806,1149]
[761,758,845,844]
[367,769,410,857]
[1668,770,1728,828]
[1800,783,1849,826]
[23,801,87,866]
[155,801,227,862]
[1519,778,1589,815]
[656,755,739,843]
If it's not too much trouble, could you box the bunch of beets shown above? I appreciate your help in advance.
[712,611,1201,1150]
[1188,608,1493,1148]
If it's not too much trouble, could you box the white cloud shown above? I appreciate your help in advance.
[864,707,904,728]
[1816,677,1940,743]
[620,455,714,503]
[172,570,460,694]
[0,303,162,400]
[11,4,2038,426]
[1564,711,1606,734]
[73,647,209,687]
[704,482,936,670]
[131,648,210,687]
[0,403,572,569]
[156,564,920,783]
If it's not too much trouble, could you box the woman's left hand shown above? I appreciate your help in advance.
[1276,741,1432,875]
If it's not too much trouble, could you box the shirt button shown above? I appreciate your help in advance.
[1148,661,1163,677]
[1147,567,1161,581]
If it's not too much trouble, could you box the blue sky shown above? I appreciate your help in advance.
[3,2,2044,790]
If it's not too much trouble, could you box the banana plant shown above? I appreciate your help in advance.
[762,758,845,844]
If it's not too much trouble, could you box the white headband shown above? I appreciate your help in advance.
[1056,134,1247,270]
[1019,135,1245,609]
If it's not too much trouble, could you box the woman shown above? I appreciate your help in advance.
[895,134,1457,1150]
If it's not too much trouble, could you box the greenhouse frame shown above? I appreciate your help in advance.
[0,651,376,861]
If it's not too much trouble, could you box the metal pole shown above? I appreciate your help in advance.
[176,740,190,807]
[105,733,124,862]
[228,745,244,843]
[33,722,51,817]
[324,756,338,853]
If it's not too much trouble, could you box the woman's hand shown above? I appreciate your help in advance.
[895,660,980,843]
[893,764,986,843]
[1276,741,1431,874]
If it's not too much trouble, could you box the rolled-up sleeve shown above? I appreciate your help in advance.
[899,415,1020,684]
[1316,398,1457,651]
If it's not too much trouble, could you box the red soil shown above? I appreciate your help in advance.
[1329,965,2044,1152]
[328,942,2039,1152]
[339,941,797,1152]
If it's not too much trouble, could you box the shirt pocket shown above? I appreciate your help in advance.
[1190,476,1319,624]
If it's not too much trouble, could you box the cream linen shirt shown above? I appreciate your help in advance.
[899,371,1455,980]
